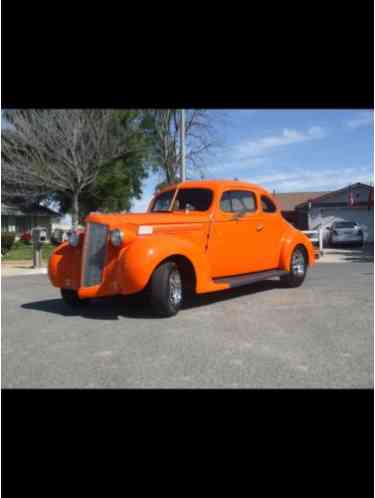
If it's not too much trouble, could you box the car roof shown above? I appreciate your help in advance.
[156,179,270,196]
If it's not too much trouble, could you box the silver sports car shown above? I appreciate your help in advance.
[328,221,364,247]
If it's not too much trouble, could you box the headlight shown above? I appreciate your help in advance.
[67,230,80,247]
[110,229,124,247]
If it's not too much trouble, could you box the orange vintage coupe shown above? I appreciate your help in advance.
[48,180,316,317]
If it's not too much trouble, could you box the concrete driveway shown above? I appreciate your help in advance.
[320,244,374,263]
[2,262,373,388]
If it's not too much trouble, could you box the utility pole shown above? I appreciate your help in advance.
[180,109,186,182]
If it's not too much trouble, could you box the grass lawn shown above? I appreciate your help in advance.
[2,242,55,262]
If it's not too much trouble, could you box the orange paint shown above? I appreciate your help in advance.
[48,180,315,297]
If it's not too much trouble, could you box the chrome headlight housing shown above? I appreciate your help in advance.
[110,229,124,247]
[67,230,80,247]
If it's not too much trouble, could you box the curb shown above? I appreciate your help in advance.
[2,268,48,277]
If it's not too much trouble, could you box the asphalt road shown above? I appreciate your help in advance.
[2,262,373,388]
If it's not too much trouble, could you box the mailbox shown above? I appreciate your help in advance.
[31,226,48,245]
[31,226,48,268]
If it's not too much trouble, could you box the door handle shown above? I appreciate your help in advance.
[256,224,264,231]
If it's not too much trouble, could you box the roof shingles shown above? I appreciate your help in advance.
[273,192,330,211]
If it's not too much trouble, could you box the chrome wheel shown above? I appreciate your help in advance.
[291,249,305,276]
[168,268,182,307]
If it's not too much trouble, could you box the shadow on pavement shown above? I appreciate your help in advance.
[21,279,285,320]
[343,255,374,263]
[324,245,374,263]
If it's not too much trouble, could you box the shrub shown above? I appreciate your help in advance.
[1,232,16,256]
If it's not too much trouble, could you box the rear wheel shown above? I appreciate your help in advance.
[61,289,91,308]
[280,246,307,288]
[150,261,183,317]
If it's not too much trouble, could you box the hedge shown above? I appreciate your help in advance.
[1,232,16,256]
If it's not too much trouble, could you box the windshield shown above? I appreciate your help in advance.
[151,188,213,212]
[335,221,356,228]
[151,190,176,212]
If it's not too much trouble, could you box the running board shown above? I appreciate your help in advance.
[213,269,288,289]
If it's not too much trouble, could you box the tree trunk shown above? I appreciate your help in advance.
[72,191,80,228]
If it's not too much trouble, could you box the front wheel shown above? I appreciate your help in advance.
[280,246,307,288]
[61,288,91,308]
[149,261,183,317]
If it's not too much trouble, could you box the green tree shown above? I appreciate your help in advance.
[50,153,148,222]
[2,109,151,225]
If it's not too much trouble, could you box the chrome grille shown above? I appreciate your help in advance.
[81,222,108,287]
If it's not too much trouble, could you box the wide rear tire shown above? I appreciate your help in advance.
[280,246,307,288]
[61,289,91,308]
[150,261,183,317]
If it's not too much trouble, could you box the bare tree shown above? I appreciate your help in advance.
[2,110,146,227]
[145,110,221,184]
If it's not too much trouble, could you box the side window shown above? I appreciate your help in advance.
[220,191,232,212]
[220,190,257,213]
[231,191,245,212]
[261,195,277,213]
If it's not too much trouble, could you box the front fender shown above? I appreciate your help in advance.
[116,235,217,295]
[48,241,83,289]
[278,229,316,271]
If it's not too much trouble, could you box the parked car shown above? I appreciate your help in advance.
[327,221,363,247]
[48,180,316,317]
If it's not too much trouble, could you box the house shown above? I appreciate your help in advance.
[295,183,374,243]
[274,183,374,243]
[1,201,62,238]
[273,191,330,229]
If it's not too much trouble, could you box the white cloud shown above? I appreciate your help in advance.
[234,126,326,159]
[207,156,266,174]
[307,126,325,139]
[243,166,372,193]
[206,126,327,177]
[128,165,372,210]
[346,111,373,129]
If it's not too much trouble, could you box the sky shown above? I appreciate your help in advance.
[131,109,374,212]
[3,109,372,221]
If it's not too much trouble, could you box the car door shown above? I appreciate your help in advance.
[207,189,264,277]
[254,194,287,271]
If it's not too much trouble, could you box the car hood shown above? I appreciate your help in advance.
[85,211,211,230]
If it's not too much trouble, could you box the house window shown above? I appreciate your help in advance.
[3,216,16,232]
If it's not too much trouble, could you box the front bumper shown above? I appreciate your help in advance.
[331,235,363,244]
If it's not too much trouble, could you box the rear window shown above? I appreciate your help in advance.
[261,195,277,213]
[335,221,356,228]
